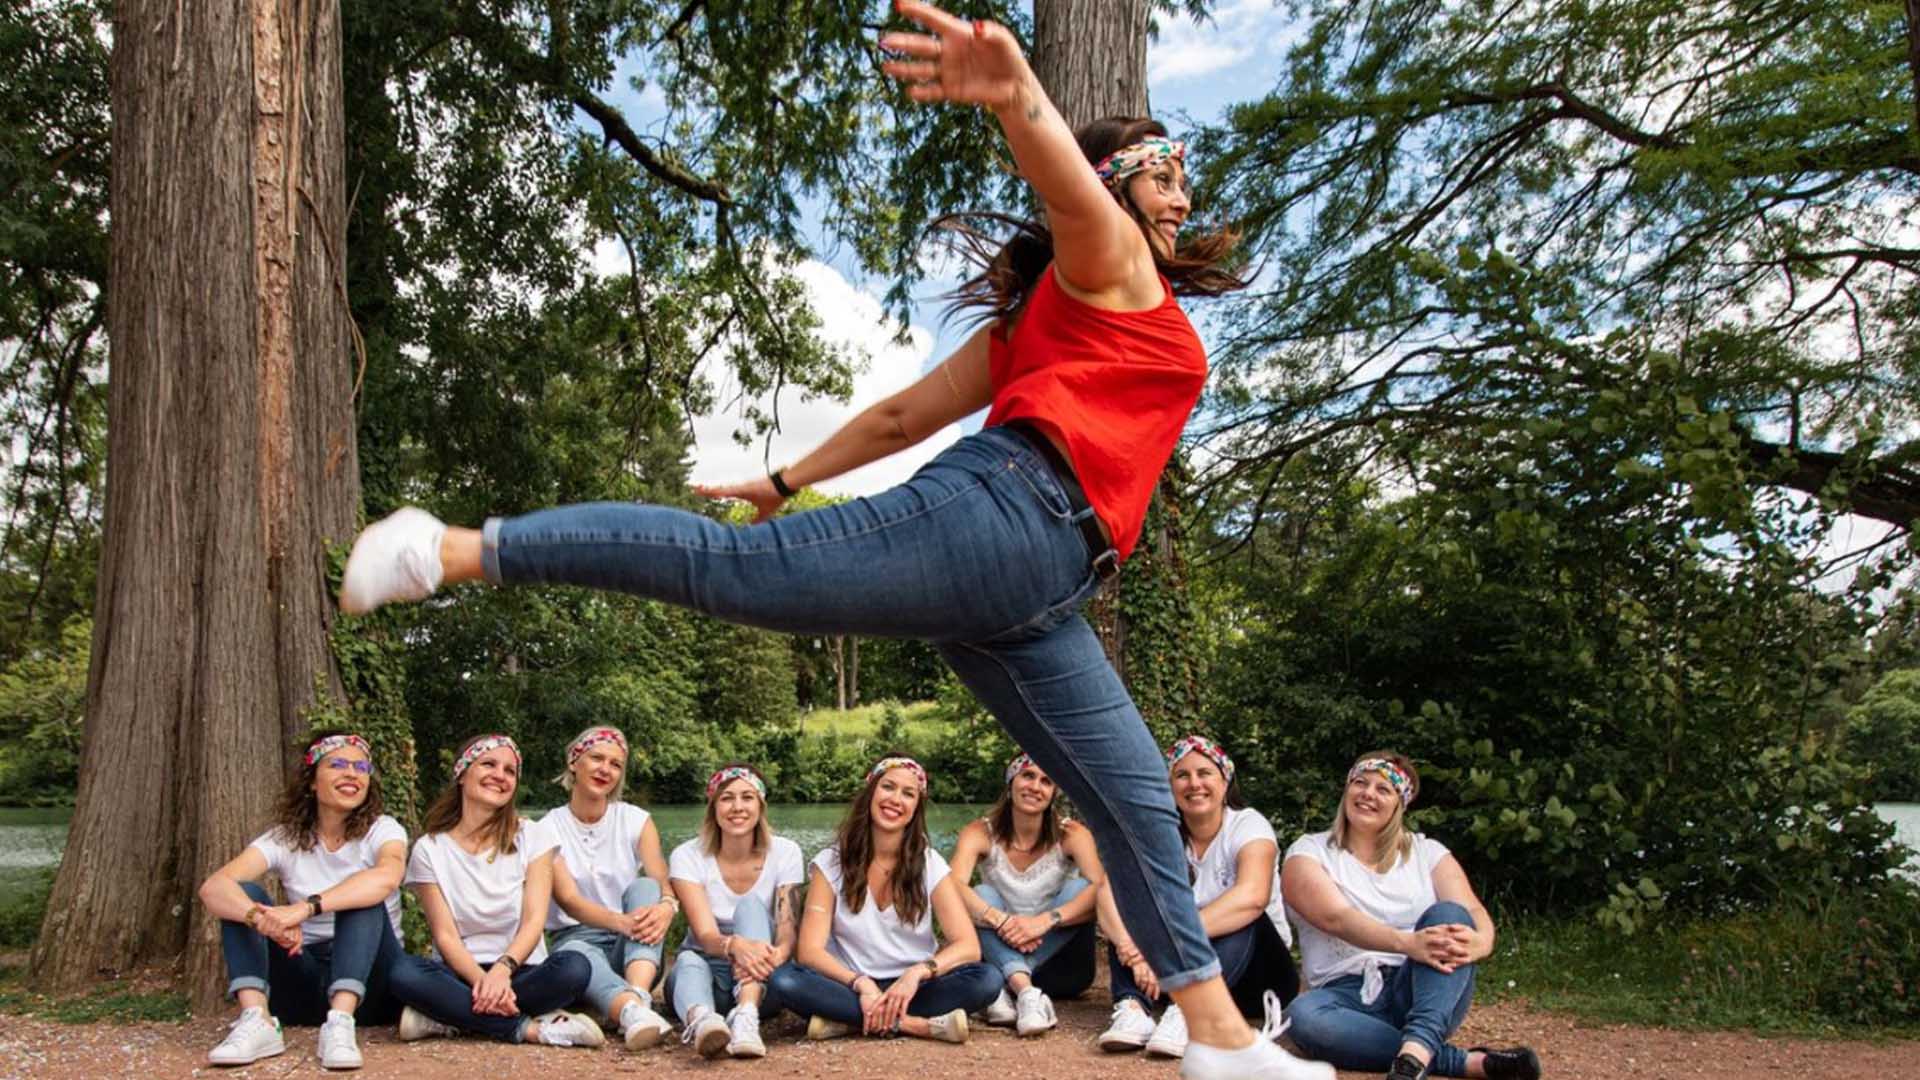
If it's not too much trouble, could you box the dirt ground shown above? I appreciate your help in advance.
[0,995,1912,1080]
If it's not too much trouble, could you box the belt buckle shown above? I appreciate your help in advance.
[1091,548,1120,581]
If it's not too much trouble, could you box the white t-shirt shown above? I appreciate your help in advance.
[539,802,651,931]
[249,815,407,944]
[813,845,951,980]
[669,836,805,925]
[1187,806,1291,947]
[1283,830,1452,989]
[405,818,560,965]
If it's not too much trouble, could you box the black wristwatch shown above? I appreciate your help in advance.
[306,894,324,918]
[1047,909,1063,928]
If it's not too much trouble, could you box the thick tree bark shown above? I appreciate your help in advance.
[32,0,358,1008]
[1031,0,1150,127]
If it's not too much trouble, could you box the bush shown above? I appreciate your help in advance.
[0,870,53,948]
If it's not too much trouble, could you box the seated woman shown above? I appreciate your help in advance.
[1099,735,1299,1059]
[539,726,675,1050]
[665,762,805,1058]
[198,731,408,1070]
[1282,753,1539,1080]
[768,754,999,1043]
[387,733,601,1049]
[947,751,1104,1036]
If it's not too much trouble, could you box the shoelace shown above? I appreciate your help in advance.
[222,1010,269,1047]
[1255,989,1291,1042]
[320,1018,355,1049]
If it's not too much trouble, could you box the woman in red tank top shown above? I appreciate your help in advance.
[339,5,1325,1076]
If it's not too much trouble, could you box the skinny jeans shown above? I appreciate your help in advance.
[387,951,592,1043]
[664,894,779,1021]
[767,960,1001,1026]
[973,879,1096,998]
[1285,902,1478,1076]
[1110,913,1299,1019]
[219,881,403,1025]
[548,877,665,1017]
[482,427,1220,991]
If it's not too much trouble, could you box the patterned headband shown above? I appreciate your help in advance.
[707,765,768,801]
[1349,758,1415,806]
[1093,136,1187,187]
[1165,734,1235,786]
[305,733,371,767]
[453,734,521,780]
[867,756,928,791]
[1004,752,1040,787]
[566,727,628,767]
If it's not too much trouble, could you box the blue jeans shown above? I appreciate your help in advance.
[768,960,1001,1026]
[483,427,1219,991]
[387,951,592,1043]
[665,895,778,1020]
[1286,902,1478,1076]
[1111,914,1299,1019]
[549,878,665,1017]
[974,879,1096,998]
[220,881,403,1025]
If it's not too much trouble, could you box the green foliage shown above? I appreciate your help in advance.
[1844,668,1920,802]
[0,869,51,948]
[0,618,87,804]
[0,966,189,1024]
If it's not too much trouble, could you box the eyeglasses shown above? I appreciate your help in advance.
[323,757,374,775]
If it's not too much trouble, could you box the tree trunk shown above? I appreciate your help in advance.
[32,0,359,1009]
[849,637,860,709]
[1031,0,1151,126]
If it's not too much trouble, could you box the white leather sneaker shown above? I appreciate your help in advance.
[206,1006,285,1066]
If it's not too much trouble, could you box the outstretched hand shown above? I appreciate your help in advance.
[692,476,787,523]
[880,1,1030,112]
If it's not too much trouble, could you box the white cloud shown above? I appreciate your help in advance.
[1148,0,1293,88]
[687,260,965,497]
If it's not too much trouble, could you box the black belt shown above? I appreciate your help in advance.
[1003,421,1120,581]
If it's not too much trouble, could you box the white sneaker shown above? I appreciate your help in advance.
[535,1010,607,1048]
[726,1004,766,1058]
[681,1007,730,1058]
[206,1006,285,1066]
[318,1010,362,1070]
[339,507,447,614]
[1098,998,1156,1052]
[397,1005,456,1042]
[618,998,671,1049]
[924,1007,968,1044]
[983,987,1017,1026]
[806,1015,850,1041]
[1146,1002,1189,1058]
[1179,1039,1335,1080]
[1013,986,1056,1036]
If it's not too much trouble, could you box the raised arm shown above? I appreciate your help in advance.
[695,327,992,522]
[882,1,1156,301]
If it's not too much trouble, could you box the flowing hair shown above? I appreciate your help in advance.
[421,734,522,857]
[935,116,1250,328]
[985,772,1062,854]
[1330,750,1421,872]
[700,761,772,856]
[832,752,931,926]
[268,728,385,852]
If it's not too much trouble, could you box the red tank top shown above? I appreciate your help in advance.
[984,265,1208,563]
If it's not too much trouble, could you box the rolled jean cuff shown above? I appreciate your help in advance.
[328,977,368,1000]
[481,517,505,584]
[1155,956,1223,995]
[997,956,1033,978]
[227,976,268,1000]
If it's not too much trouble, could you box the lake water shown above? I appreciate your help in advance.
[8,802,1918,906]
[0,803,986,905]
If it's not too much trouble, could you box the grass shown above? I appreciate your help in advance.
[0,966,188,1024]
[799,700,944,741]
[1480,906,1920,1038]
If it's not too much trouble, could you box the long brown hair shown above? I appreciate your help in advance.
[832,752,931,926]
[937,116,1250,328]
[1331,750,1421,872]
[421,734,521,858]
[268,729,385,852]
[986,765,1061,855]
[700,762,772,857]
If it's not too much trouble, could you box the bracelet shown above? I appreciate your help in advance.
[846,972,867,992]
[244,905,263,929]
[495,954,521,972]
[769,470,796,498]
[722,935,736,959]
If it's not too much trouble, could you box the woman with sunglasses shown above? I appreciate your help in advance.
[197,730,407,1070]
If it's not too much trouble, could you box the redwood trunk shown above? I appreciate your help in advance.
[1032,0,1150,127]
[32,0,358,1008]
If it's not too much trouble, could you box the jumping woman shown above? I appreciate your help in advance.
[337,3,1330,1076]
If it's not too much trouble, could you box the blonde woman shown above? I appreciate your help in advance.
[1281,753,1539,1080]
[665,763,804,1058]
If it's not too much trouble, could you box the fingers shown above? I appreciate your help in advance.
[877,32,942,59]
[893,0,968,36]
[880,59,941,83]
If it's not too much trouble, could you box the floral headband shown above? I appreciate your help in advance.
[566,727,628,767]
[453,734,521,780]
[1165,734,1235,786]
[1004,752,1038,787]
[1093,136,1187,188]
[707,765,768,801]
[1349,758,1415,806]
[305,733,371,767]
[867,755,928,791]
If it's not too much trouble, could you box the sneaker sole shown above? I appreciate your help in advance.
[208,1039,286,1067]
[696,1025,730,1058]
[1016,1021,1056,1037]
[320,1054,363,1070]
[806,1017,847,1040]
[624,1023,665,1050]
[1099,1033,1149,1053]
[728,1039,768,1058]
[1145,1039,1187,1059]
